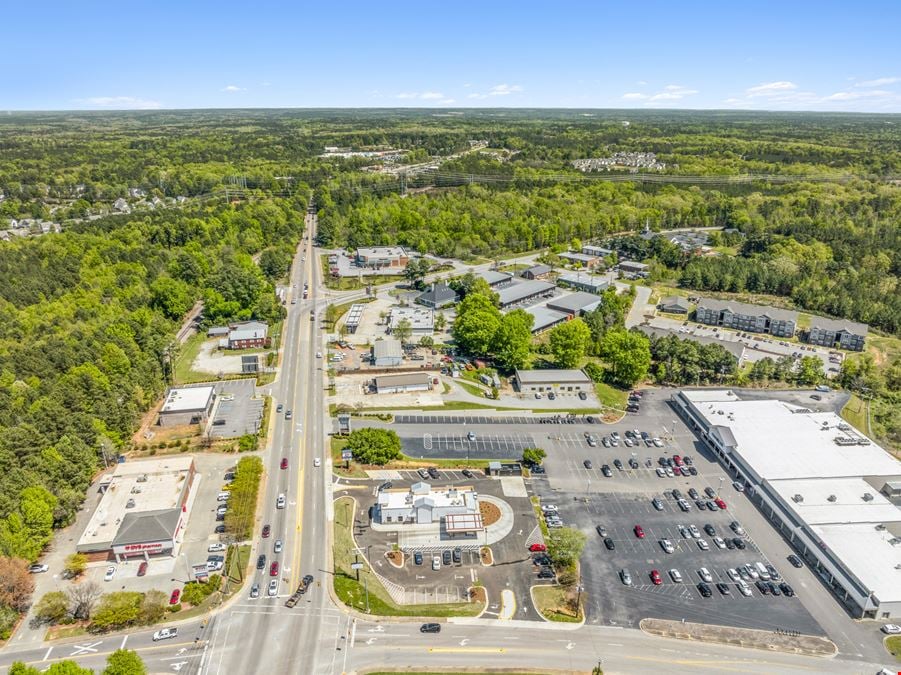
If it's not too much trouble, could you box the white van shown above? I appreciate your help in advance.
[754,562,770,581]
[217,492,231,502]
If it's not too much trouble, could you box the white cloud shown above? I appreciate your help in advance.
[419,91,444,100]
[621,92,647,100]
[488,83,523,96]
[745,81,798,96]
[854,77,900,87]
[467,92,488,99]
[440,98,456,104]
[75,96,161,109]
[824,89,892,101]
[648,85,698,101]
[221,85,245,92]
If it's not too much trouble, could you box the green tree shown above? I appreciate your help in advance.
[34,591,70,625]
[547,527,587,569]
[149,276,194,320]
[451,293,501,356]
[258,247,292,281]
[548,319,591,369]
[434,312,447,332]
[418,336,434,347]
[599,329,651,387]
[347,428,402,465]
[522,447,547,466]
[392,318,413,344]
[181,582,206,606]
[91,592,143,630]
[64,553,88,578]
[796,356,824,385]
[492,309,533,370]
[46,663,93,675]
[103,649,147,675]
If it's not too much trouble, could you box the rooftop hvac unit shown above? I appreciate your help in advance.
[792,494,804,503]
[827,495,837,502]
[857,439,871,446]
[875,524,887,530]
[862,493,874,502]
[838,423,851,431]
[889,538,901,546]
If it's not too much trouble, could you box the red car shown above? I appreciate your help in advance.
[672,466,682,476]
[270,561,279,577]
[169,589,181,605]
[634,525,645,539]
[137,562,148,577]
[280,458,288,470]
[715,498,727,510]
[262,524,271,538]
[673,455,683,466]
[650,570,662,585]
[529,543,547,552]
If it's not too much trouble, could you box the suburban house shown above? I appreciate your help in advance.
[694,298,797,338]
[805,317,868,352]
[371,339,403,367]
[376,482,479,526]
[416,282,458,309]
[112,198,130,213]
[220,321,269,350]
[355,246,409,269]
[658,296,690,314]
[520,264,552,280]
[373,372,433,394]
[513,369,592,394]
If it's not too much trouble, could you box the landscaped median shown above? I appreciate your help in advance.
[330,434,492,479]
[532,584,584,623]
[332,496,483,618]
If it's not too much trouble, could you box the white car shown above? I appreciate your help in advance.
[881,624,901,634]
[315,351,322,358]
[737,580,753,596]
[104,565,116,582]
[655,467,666,477]
[696,538,709,551]
[274,539,283,553]
[28,563,49,574]
[653,438,664,448]
[669,569,683,583]
[152,628,177,641]
[727,568,740,582]
[688,525,701,538]
[541,504,558,512]
[313,458,321,467]
[267,579,279,597]
[698,567,713,583]
[276,494,286,509]
[713,537,727,549]
[660,539,675,554]
[432,556,440,571]
[208,543,226,552]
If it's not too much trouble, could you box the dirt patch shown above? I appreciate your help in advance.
[469,585,487,604]
[386,550,404,568]
[640,618,837,656]
[480,546,493,565]
[479,500,501,527]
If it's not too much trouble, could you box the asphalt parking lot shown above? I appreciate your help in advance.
[208,378,264,438]
[400,432,533,460]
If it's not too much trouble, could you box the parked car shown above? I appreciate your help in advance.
[651,497,663,511]
[602,464,613,477]
[697,582,712,598]
[583,459,593,469]
[442,550,451,566]
[169,589,181,605]
[730,521,745,535]
[787,554,804,568]
[650,570,662,585]
[414,552,423,565]
[137,562,148,577]
[704,524,716,537]
[104,566,117,582]
[530,543,547,552]
[633,525,645,538]
[604,538,615,550]
[28,563,49,574]
[660,539,675,554]
[461,469,475,479]
[620,569,632,585]
[208,543,226,552]
[669,569,683,583]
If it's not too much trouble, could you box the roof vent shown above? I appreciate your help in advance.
[876,524,887,531]
[862,493,874,502]
[827,495,837,502]
[838,423,851,431]
[792,494,804,503]
[889,538,901,547]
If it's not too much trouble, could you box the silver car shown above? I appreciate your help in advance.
[268,579,279,597]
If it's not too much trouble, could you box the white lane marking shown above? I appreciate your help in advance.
[120,634,128,649]
[42,647,52,661]
[70,641,102,656]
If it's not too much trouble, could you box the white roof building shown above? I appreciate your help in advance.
[376,482,479,525]
[674,390,901,620]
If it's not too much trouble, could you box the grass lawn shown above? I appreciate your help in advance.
[530,496,549,539]
[45,624,88,641]
[885,635,901,662]
[226,544,251,585]
[594,382,628,409]
[841,394,868,434]
[333,497,482,617]
[532,584,583,623]
[331,437,493,477]
[173,332,207,384]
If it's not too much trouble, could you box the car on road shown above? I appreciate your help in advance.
[697,582,712,598]
[257,555,266,570]
[268,580,279,597]
[270,561,279,577]
[650,569,662,585]
[633,525,645,538]
[788,554,804,568]
[420,623,441,633]
[281,457,288,470]
[104,565,116,582]
[169,589,181,605]
[530,543,547,552]
[277,494,286,509]
[137,562,148,577]
[583,459,593,469]
[315,351,322,358]
[313,457,321,467]
[250,583,259,599]
[276,404,283,413]
[274,540,283,554]
[432,556,440,571]
[28,563,49,574]
[152,628,177,641]
[285,410,292,420]
[208,543,226,552]
[620,569,632,585]
[262,524,271,538]
[881,624,901,635]
[604,538,615,550]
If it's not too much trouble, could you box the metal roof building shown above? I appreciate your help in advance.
[546,292,603,316]
[371,339,403,367]
[497,280,555,308]
[525,306,569,334]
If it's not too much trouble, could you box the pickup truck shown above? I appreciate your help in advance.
[152,627,177,641]
[285,574,315,608]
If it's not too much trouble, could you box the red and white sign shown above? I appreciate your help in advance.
[113,541,169,555]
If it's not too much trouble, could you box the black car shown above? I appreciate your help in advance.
[769,581,782,596]
[779,582,795,597]
[724,538,736,550]
[703,524,716,537]
[658,457,668,466]
[533,554,551,566]
[378,481,393,491]
[442,550,451,565]
[613,459,624,470]
[626,405,640,413]
[303,574,314,587]
[704,486,716,498]
[583,459,593,469]
[531,465,546,475]
[216,513,225,521]
[697,582,712,598]
[452,547,462,564]
[716,582,731,596]
[601,464,612,477]
[628,458,639,469]
[671,489,683,500]
[537,567,555,579]
[687,466,698,476]
[688,488,700,500]
[428,467,440,480]
[461,469,475,479]
[414,552,423,565]
[695,500,707,510]
[756,580,770,595]
[733,538,746,550]
[214,524,226,534]
[420,623,441,633]
[604,538,615,550]
[787,554,803,568]
[766,564,781,580]
[683,456,693,465]
[257,555,266,570]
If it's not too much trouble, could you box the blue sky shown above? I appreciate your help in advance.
[4,1,901,112]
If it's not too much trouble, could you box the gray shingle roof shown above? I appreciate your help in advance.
[112,508,182,547]
[372,339,403,359]
[416,282,458,305]
[809,316,869,336]
[696,298,798,323]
